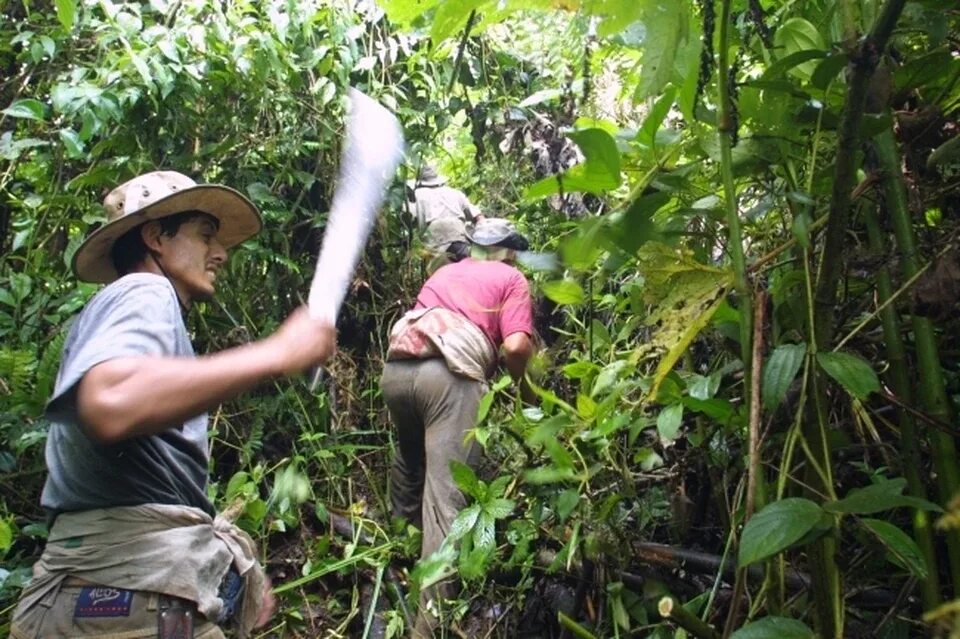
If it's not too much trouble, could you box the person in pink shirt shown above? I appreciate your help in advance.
[382,218,535,636]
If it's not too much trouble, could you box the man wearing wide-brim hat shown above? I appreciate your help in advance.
[381,217,536,637]
[409,164,484,266]
[11,170,336,639]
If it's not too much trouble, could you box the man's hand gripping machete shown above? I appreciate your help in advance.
[308,89,404,387]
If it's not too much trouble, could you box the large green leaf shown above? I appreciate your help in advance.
[543,279,586,305]
[588,0,644,38]
[450,460,480,498]
[0,518,12,553]
[762,50,826,82]
[485,498,515,519]
[731,616,815,639]
[739,498,824,566]
[656,403,683,441]
[525,128,621,198]
[772,18,826,80]
[631,244,733,399]
[762,344,806,410]
[634,1,683,100]
[473,510,496,553]
[448,503,482,541]
[377,0,445,29]
[825,478,943,515]
[636,86,677,149]
[862,518,929,579]
[55,0,77,29]
[431,0,488,43]
[816,351,879,399]
[3,99,46,121]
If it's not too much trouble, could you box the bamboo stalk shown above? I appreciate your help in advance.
[874,125,960,592]
[804,1,908,635]
[715,0,752,371]
[659,596,721,639]
[557,612,597,639]
[862,203,941,608]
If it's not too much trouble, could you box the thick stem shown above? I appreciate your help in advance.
[745,289,766,520]
[659,596,722,639]
[862,203,941,608]
[874,125,960,592]
[813,0,907,347]
[716,0,752,370]
[805,2,908,635]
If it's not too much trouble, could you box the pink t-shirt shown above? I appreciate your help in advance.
[414,258,534,349]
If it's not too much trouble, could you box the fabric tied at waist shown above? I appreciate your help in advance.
[17,503,265,638]
[386,307,496,382]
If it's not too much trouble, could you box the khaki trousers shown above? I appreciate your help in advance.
[381,359,485,637]
[10,581,225,639]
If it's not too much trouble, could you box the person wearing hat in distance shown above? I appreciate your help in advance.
[410,164,484,267]
[381,217,536,637]
[10,171,336,639]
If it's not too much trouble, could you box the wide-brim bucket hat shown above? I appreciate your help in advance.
[416,164,446,187]
[467,217,529,251]
[73,170,263,283]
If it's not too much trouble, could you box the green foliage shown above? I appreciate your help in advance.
[861,518,929,580]
[816,351,880,399]
[739,498,825,566]
[762,343,806,410]
[825,478,943,515]
[730,616,815,639]
[526,128,622,198]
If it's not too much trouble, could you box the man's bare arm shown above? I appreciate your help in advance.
[503,331,535,403]
[77,307,334,444]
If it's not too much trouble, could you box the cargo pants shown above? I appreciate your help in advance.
[10,579,225,639]
[381,358,485,637]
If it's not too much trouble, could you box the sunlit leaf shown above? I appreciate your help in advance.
[772,18,827,80]
[543,279,586,305]
[450,460,480,497]
[656,403,682,441]
[59,129,84,158]
[0,518,12,553]
[2,99,46,121]
[473,510,496,553]
[634,2,683,100]
[525,128,621,198]
[485,498,515,519]
[55,0,77,29]
[448,504,481,540]
[632,244,733,399]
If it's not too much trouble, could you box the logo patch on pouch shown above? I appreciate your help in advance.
[75,586,134,618]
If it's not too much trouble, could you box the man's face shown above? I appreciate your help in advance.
[155,215,227,304]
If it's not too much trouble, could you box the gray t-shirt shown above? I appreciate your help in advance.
[41,273,214,517]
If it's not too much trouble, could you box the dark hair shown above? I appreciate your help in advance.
[110,210,219,277]
[494,232,529,252]
[446,240,470,262]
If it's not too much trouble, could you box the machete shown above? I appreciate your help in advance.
[308,89,404,386]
